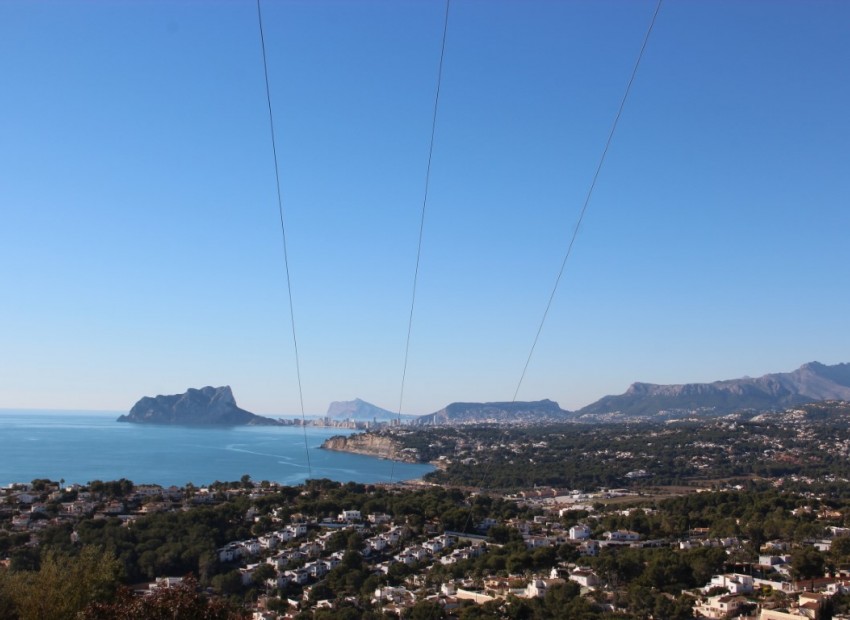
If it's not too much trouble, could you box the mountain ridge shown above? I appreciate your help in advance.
[576,361,850,419]
[402,362,850,425]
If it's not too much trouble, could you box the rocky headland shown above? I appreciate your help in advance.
[321,433,416,463]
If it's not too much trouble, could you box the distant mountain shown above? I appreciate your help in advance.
[118,386,281,426]
[414,399,570,426]
[577,362,850,420]
[326,398,414,422]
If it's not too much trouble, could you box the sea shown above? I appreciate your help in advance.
[0,410,434,488]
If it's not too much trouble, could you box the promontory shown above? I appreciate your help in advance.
[117,386,282,426]
[321,433,415,462]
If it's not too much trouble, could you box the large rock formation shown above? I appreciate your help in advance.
[117,386,281,426]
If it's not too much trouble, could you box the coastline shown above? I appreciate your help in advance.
[0,411,434,487]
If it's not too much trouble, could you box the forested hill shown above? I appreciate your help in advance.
[390,400,850,490]
[576,361,850,420]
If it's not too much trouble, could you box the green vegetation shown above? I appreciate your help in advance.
[369,402,850,492]
[0,546,121,620]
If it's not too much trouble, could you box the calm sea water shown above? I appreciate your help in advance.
[0,410,434,487]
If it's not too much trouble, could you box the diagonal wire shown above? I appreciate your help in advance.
[511,0,664,403]
[256,0,312,479]
[457,0,664,536]
[389,0,452,484]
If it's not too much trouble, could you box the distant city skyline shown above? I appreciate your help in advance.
[2,1,848,415]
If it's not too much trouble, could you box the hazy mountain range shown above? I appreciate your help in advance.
[120,362,850,427]
[413,399,567,425]
[326,398,418,422]
[575,361,850,420]
[348,361,850,424]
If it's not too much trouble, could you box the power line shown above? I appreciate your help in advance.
[389,0,452,483]
[511,0,664,403]
[458,0,664,536]
[256,0,312,479]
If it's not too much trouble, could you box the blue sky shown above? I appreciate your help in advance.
[2,0,848,416]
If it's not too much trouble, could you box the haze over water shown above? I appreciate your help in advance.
[0,410,433,487]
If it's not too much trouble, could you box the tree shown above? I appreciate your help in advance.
[488,525,520,544]
[252,563,276,585]
[406,600,445,619]
[324,530,349,554]
[543,581,580,612]
[308,583,334,604]
[0,568,20,620]
[531,546,557,570]
[82,575,242,619]
[791,546,826,580]
[831,536,850,563]
[212,570,244,596]
[2,546,121,620]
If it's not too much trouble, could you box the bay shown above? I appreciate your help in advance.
[0,410,434,487]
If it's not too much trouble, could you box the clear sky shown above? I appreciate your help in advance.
[1,0,848,416]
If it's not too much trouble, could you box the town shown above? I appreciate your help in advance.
[8,411,850,620]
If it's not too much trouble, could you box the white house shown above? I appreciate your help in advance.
[525,536,552,549]
[569,524,592,540]
[285,569,309,585]
[369,513,391,525]
[704,573,754,595]
[240,564,258,586]
[218,543,243,563]
[569,569,600,588]
[266,574,290,590]
[239,539,262,556]
[693,594,747,619]
[266,553,289,570]
[369,536,388,552]
[338,510,362,523]
[423,539,444,554]
[524,579,548,598]
[306,561,330,578]
[259,534,280,550]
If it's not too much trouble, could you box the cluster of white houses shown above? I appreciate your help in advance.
[10,480,850,620]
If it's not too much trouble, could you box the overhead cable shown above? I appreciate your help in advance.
[389,0,453,484]
[511,0,664,402]
[256,0,312,478]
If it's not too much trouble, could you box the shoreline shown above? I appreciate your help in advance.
[0,413,434,488]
